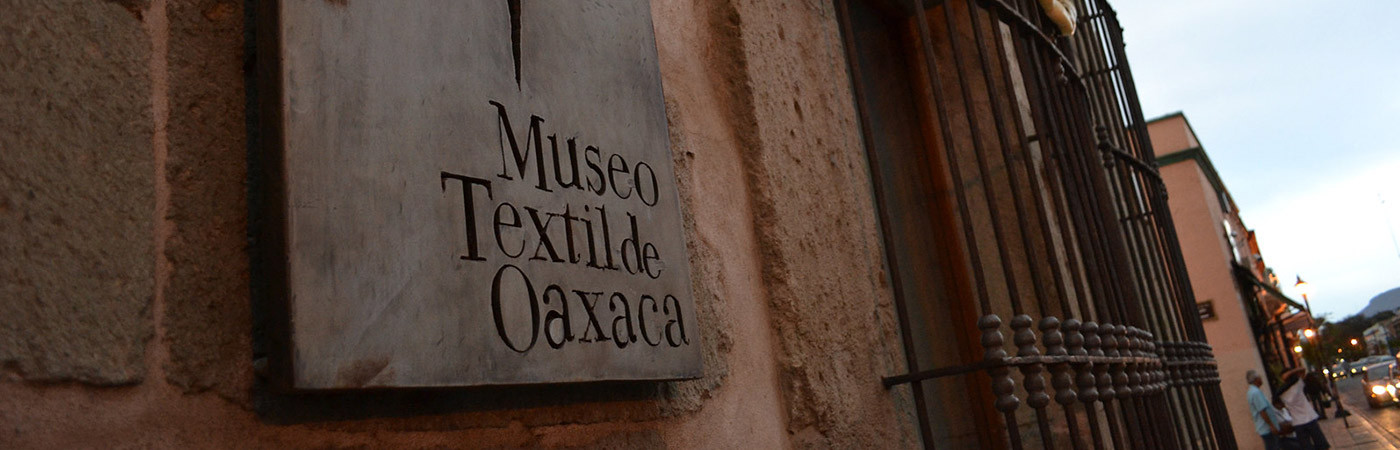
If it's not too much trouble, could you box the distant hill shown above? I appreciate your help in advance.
[1359,287,1400,317]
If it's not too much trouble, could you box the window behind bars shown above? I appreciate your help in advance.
[835,0,1236,448]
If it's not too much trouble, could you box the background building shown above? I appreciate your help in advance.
[1150,112,1312,449]
[1364,322,1395,355]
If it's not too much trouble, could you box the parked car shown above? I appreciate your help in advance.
[1362,360,1400,408]
[1346,355,1395,378]
[1341,359,1364,377]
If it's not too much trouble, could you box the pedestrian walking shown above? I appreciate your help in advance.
[1278,368,1331,449]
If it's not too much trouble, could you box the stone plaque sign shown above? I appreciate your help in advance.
[267,0,699,389]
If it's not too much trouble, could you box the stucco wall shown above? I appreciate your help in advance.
[0,0,914,448]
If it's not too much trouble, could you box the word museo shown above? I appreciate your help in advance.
[440,101,689,354]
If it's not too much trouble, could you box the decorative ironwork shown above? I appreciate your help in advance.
[837,0,1235,447]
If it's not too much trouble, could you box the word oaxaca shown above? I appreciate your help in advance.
[441,102,689,353]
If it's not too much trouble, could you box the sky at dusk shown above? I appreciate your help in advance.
[1113,0,1400,319]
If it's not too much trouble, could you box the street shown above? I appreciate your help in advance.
[1319,376,1400,448]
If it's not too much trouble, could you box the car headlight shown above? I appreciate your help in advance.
[1388,385,1396,396]
[1373,385,1387,396]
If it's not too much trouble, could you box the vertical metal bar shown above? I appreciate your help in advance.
[1076,322,1107,450]
[1039,73,1134,450]
[937,1,1041,446]
[1069,3,1182,436]
[1060,85,1126,326]
[1208,383,1238,449]
[909,0,994,322]
[1055,72,1159,450]
[1061,75,1150,341]
[964,4,1077,448]
[1083,0,1179,359]
[907,1,1021,448]
[984,8,1092,450]
[1142,154,1220,445]
[938,0,1026,317]
[1166,356,1202,448]
[986,5,1075,322]
[1068,91,1145,330]
[843,0,1240,448]
[967,1,1051,319]
[1029,48,1114,324]
[1055,82,1118,324]
[1004,22,1109,449]
[1007,28,1128,449]
[1005,23,1095,325]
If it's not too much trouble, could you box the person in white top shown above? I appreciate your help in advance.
[1277,368,1330,449]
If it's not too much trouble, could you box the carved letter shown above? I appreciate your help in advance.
[550,135,583,190]
[494,202,525,258]
[634,161,659,207]
[609,292,636,349]
[542,284,573,349]
[574,290,611,343]
[584,145,605,195]
[607,153,632,199]
[620,213,642,275]
[491,264,539,353]
[598,204,619,271]
[440,172,492,261]
[560,205,582,264]
[638,295,661,346]
[642,243,662,279]
[663,294,689,347]
[581,205,601,268]
[489,101,551,192]
[525,206,564,263]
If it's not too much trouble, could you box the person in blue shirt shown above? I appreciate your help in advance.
[1247,369,1288,450]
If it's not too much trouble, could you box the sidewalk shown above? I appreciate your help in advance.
[1320,412,1399,450]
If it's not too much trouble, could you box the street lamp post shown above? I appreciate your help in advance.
[1288,276,1319,374]
[1293,276,1350,422]
[1296,276,1316,330]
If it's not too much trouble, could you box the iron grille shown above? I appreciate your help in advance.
[836,0,1236,448]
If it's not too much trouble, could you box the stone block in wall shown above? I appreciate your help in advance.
[0,0,154,384]
[728,0,916,446]
[162,0,251,400]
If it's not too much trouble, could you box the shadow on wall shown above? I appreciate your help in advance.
[251,378,676,425]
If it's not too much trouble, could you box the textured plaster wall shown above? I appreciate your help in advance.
[728,0,916,446]
[0,0,912,448]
